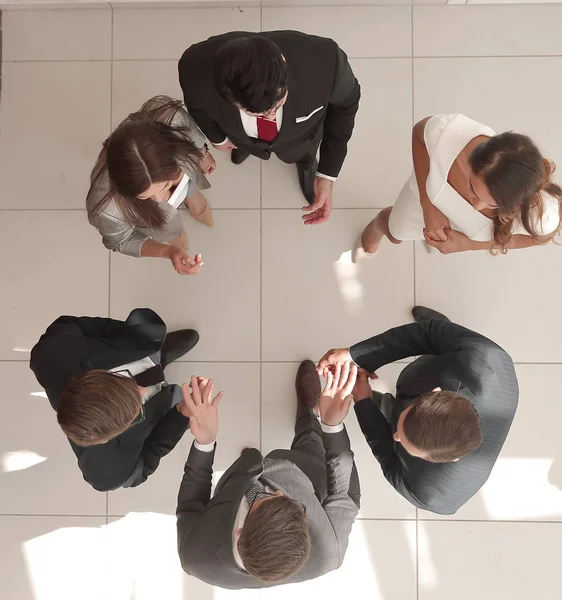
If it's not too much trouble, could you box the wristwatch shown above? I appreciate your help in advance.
[200,143,209,159]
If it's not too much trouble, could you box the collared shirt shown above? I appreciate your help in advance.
[214,106,335,181]
[110,356,164,402]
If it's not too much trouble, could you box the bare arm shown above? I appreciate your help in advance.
[412,117,432,211]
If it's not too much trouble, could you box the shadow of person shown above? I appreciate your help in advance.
[548,458,562,491]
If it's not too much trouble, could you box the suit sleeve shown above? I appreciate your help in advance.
[321,426,360,566]
[317,47,361,178]
[120,409,190,488]
[178,54,228,144]
[350,320,498,373]
[176,442,216,559]
[354,399,429,510]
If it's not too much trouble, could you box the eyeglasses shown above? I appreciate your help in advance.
[112,369,145,429]
[251,491,306,515]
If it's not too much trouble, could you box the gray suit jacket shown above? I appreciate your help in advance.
[176,429,360,589]
[351,319,519,515]
[86,96,210,257]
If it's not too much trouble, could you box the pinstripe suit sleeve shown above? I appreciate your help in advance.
[349,320,499,373]
[321,427,360,566]
[354,399,429,510]
[176,442,216,562]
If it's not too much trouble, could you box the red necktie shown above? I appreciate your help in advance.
[257,116,278,142]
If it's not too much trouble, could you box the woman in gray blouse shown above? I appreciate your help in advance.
[86,95,216,275]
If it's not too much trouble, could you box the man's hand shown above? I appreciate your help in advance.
[302,177,333,225]
[212,140,237,152]
[423,228,472,254]
[317,348,352,373]
[352,368,375,404]
[178,376,223,445]
[318,362,357,426]
[168,247,204,275]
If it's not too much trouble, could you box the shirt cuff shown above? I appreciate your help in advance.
[316,172,337,182]
[193,440,216,452]
[321,422,344,434]
[212,137,229,146]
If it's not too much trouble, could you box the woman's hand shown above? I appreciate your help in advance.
[199,153,217,175]
[421,200,451,242]
[423,228,472,254]
[168,246,204,275]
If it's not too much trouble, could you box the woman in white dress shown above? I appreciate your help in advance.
[87,96,216,276]
[357,114,562,257]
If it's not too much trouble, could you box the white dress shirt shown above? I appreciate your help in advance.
[110,356,164,402]
[215,107,335,181]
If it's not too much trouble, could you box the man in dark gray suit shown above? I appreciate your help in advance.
[318,306,519,516]
[176,361,360,589]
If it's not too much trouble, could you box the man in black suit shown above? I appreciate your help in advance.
[30,308,199,492]
[178,31,361,225]
[318,306,519,515]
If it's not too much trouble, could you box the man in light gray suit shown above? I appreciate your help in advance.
[176,361,361,589]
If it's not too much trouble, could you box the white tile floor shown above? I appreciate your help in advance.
[1,3,562,599]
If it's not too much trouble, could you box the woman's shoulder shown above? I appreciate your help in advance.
[424,113,496,155]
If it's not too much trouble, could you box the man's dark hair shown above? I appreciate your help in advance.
[402,390,483,462]
[213,36,288,114]
[237,495,310,583]
[58,370,142,447]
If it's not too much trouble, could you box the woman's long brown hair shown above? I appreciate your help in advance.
[88,96,202,230]
[469,132,562,253]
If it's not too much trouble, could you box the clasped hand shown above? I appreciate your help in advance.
[177,376,224,445]
[317,362,358,426]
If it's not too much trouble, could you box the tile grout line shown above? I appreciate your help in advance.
[259,0,264,457]
[108,6,114,323]
[416,516,420,600]
[6,56,562,64]
[411,4,417,310]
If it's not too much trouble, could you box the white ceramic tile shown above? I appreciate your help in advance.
[2,8,111,61]
[262,59,412,209]
[108,362,260,515]
[0,363,107,515]
[420,365,562,522]
[262,209,414,361]
[261,362,417,519]
[414,232,562,363]
[418,521,562,600]
[413,57,562,170]
[262,6,411,58]
[111,60,261,208]
[0,62,111,209]
[110,211,260,361]
[414,5,562,57]
[106,513,261,600]
[0,516,107,600]
[112,7,260,60]
[263,0,412,6]
[0,211,109,361]
[262,521,417,600]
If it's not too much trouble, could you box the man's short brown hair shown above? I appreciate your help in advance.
[58,370,142,447]
[237,495,311,583]
[402,390,483,462]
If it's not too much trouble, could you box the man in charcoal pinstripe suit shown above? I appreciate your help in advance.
[319,306,519,516]
[176,361,360,589]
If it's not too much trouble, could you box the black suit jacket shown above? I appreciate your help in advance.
[178,30,360,178]
[350,320,519,515]
[29,309,190,492]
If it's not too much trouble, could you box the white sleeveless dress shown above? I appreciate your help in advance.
[388,113,560,242]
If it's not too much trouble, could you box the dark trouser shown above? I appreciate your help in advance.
[289,406,360,505]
